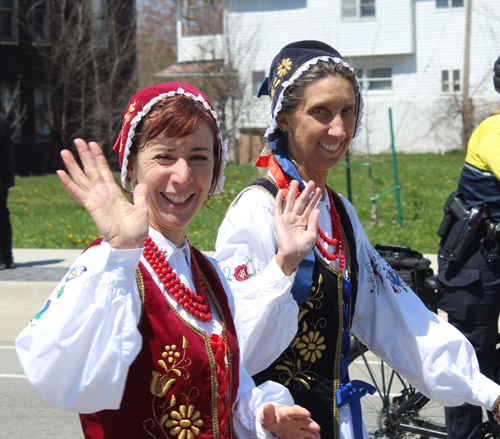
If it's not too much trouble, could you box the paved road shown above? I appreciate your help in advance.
[0,249,86,438]
[0,249,439,438]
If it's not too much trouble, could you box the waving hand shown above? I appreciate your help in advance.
[57,139,149,249]
[274,180,321,276]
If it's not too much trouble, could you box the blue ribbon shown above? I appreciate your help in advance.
[269,139,311,302]
[337,380,377,439]
[269,140,306,192]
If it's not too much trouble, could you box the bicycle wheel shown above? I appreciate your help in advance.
[349,336,447,439]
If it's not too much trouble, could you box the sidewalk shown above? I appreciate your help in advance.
[0,248,438,344]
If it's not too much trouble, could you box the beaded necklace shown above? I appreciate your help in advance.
[142,236,213,322]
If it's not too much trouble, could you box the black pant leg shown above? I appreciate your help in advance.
[437,239,500,439]
[0,187,13,264]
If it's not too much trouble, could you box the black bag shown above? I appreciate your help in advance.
[374,244,436,312]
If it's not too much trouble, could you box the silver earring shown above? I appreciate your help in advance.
[288,129,292,136]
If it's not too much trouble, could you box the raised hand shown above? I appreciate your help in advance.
[57,139,149,249]
[274,180,321,276]
[261,403,321,439]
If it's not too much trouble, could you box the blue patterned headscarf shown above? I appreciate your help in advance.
[258,40,364,145]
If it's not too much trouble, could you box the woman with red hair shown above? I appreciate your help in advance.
[15,82,321,439]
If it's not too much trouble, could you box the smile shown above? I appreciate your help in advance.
[161,193,193,205]
[319,142,342,152]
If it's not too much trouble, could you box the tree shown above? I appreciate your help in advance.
[23,0,137,168]
[137,0,177,89]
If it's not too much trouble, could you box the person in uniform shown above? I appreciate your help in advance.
[436,55,500,439]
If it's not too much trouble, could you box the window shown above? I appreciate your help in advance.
[0,0,18,43]
[436,0,464,8]
[252,71,265,95]
[34,85,51,141]
[357,67,392,91]
[92,0,107,47]
[1,84,21,142]
[441,70,460,92]
[182,0,224,36]
[342,0,375,19]
[31,0,49,44]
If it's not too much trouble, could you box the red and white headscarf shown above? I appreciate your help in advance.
[113,81,227,195]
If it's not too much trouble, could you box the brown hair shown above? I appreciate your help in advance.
[259,59,359,174]
[128,94,221,191]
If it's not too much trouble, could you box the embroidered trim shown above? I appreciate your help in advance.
[137,255,236,439]
[119,87,228,195]
[135,268,146,328]
[227,179,278,212]
[265,56,364,140]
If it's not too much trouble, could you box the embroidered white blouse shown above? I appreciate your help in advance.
[214,182,500,439]
[15,228,294,439]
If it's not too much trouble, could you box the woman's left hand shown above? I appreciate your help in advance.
[261,402,321,439]
[274,180,321,276]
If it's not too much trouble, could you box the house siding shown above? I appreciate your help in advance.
[175,0,500,156]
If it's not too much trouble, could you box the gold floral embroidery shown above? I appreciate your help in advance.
[296,330,326,363]
[277,58,292,77]
[119,101,137,152]
[124,101,136,124]
[272,271,328,390]
[165,404,203,439]
[145,387,203,439]
[150,336,191,397]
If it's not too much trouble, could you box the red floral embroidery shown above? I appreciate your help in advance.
[234,265,249,281]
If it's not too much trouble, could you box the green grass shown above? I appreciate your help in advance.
[8,151,465,252]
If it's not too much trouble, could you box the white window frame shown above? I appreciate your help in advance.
[357,67,392,92]
[0,0,18,44]
[441,69,461,93]
[436,0,464,8]
[341,0,376,20]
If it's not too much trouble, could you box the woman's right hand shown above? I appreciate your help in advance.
[261,403,321,439]
[57,139,149,249]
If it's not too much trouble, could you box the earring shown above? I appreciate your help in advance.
[288,129,292,136]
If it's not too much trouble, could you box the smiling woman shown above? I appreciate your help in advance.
[14,82,323,439]
[214,41,500,439]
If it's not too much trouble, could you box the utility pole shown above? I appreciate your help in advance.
[462,0,473,151]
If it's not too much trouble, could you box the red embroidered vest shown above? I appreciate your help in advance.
[79,245,240,439]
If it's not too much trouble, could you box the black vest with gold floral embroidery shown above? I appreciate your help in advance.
[250,178,359,439]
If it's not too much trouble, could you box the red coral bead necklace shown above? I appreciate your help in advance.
[142,236,213,322]
[282,177,345,271]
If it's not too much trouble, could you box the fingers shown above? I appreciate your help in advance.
[73,139,107,186]
[132,183,149,215]
[283,180,299,213]
[260,402,277,431]
[268,405,321,439]
[302,184,322,219]
[273,188,285,219]
[88,141,115,185]
[283,180,320,216]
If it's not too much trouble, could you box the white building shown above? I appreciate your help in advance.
[162,0,500,158]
